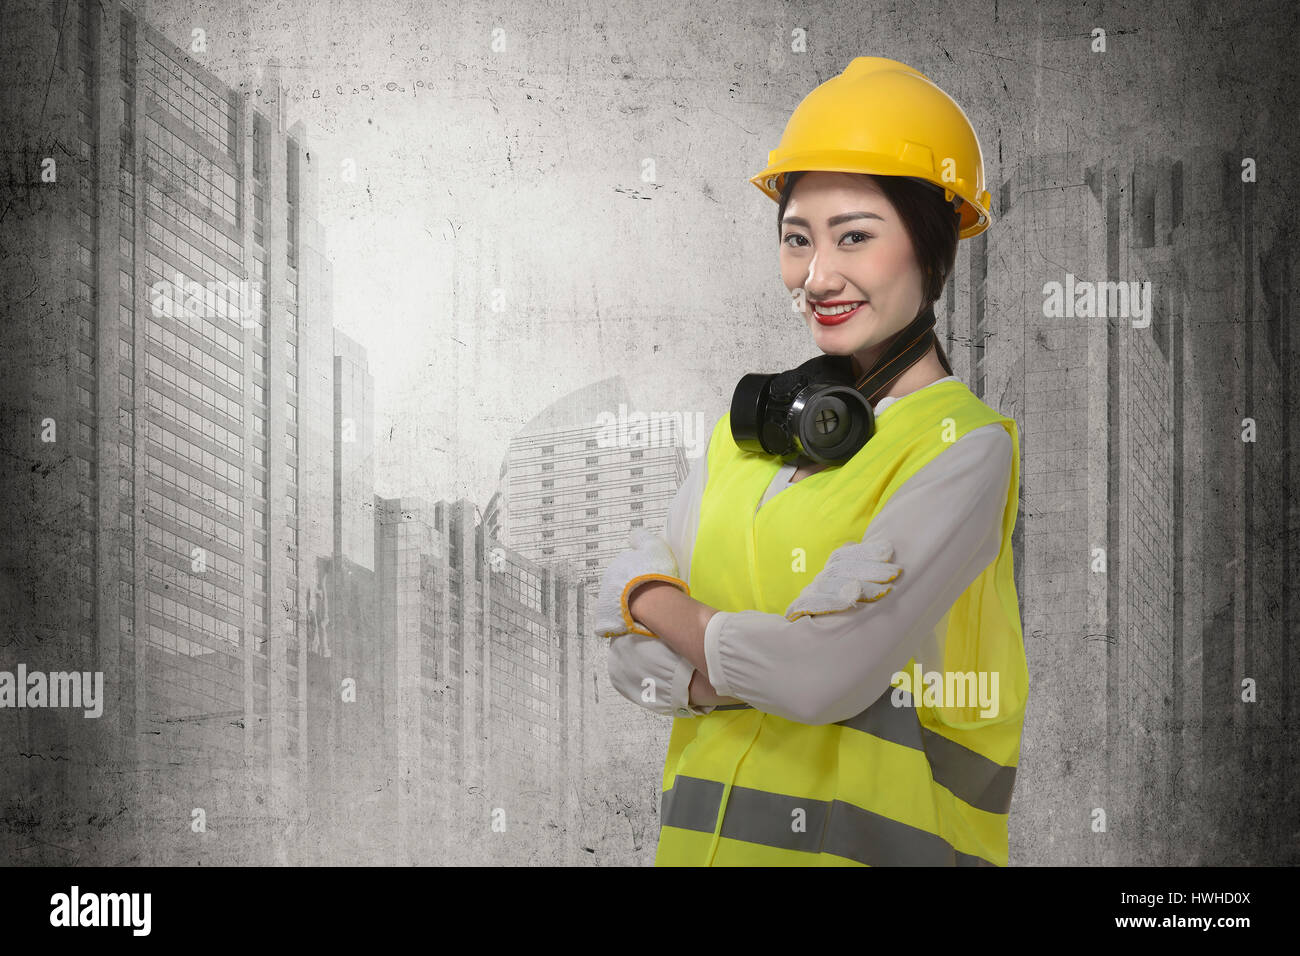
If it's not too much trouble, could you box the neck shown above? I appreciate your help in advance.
[851,343,948,404]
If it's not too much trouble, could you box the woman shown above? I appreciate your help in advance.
[598,57,1027,867]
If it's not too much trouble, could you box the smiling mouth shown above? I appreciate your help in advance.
[810,300,868,325]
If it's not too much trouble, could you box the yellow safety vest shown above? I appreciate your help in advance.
[655,379,1027,866]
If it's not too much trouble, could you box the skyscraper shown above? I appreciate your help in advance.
[0,0,341,864]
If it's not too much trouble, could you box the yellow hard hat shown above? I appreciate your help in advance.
[751,57,993,240]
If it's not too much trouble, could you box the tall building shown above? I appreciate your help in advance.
[486,375,689,583]
[483,533,586,865]
[484,376,697,864]
[970,142,1297,865]
[372,493,596,863]
[302,330,379,863]
[334,329,375,571]
[0,0,346,864]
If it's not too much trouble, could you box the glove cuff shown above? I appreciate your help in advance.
[621,573,690,638]
[784,586,893,622]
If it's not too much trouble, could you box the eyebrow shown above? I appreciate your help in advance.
[781,211,885,228]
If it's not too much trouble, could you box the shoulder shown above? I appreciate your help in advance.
[922,422,1013,489]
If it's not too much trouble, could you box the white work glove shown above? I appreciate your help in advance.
[784,538,901,622]
[594,528,690,639]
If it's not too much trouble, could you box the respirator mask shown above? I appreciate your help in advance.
[730,301,953,464]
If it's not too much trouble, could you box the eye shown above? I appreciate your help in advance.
[842,230,872,245]
[782,233,809,248]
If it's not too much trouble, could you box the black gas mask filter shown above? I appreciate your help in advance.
[730,301,953,465]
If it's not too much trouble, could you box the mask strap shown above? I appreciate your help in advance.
[854,303,945,403]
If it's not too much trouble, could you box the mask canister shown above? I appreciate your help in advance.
[729,302,952,464]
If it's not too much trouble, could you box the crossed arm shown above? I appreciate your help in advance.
[626,582,738,706]
[606,423,1014,724]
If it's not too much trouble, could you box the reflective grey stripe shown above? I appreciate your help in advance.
[697,689,1017,815]
[661,775,997,866]
[660,775,725,833]
[839,688,1018,815]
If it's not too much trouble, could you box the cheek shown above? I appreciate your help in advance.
[779,258,806,292]
[873,240,921,287]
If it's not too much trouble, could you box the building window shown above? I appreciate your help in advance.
[541,445,554,455]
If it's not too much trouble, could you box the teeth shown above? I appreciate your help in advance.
[814,302,864,316]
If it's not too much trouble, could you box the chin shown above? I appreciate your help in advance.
[807,319,867,354]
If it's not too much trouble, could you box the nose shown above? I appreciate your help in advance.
[802,249,846,301]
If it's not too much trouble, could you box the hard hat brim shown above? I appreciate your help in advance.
[750,153,991,240]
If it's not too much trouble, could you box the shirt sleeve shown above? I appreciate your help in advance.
[702,423,1014,726]
[605,422,718,719]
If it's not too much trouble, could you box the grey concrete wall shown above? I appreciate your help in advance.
[1,0,1297,866]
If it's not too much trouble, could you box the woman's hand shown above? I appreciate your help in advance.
[593,529,690,639]
[784,537,902,621]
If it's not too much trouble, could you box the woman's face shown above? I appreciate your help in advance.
[779,172,926,374]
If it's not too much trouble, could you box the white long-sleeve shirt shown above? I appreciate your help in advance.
[606,375,1014,725]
